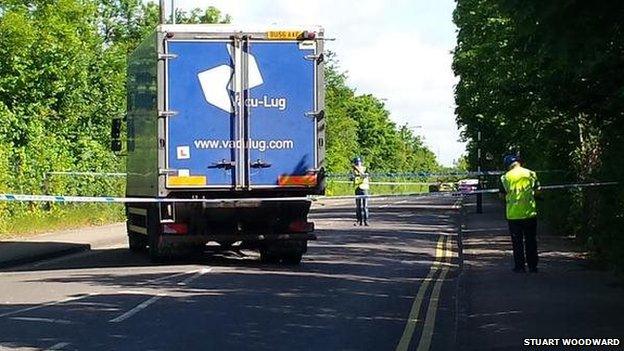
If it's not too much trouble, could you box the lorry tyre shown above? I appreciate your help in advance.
[218,241,234,250]
[148,231,165,262]
[282,252,303,265]
[147,205,165,262]
[188,244,206,258]
[259,248,279,264]
[128,232,147,252]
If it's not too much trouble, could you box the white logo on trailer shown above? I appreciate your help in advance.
[197,46,263,113]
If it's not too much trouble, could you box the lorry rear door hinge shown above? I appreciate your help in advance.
[158,110,178,118]
[159,168,178,175]
[305,110,325,119]
[158,53,178,60]
[305,53,324,62]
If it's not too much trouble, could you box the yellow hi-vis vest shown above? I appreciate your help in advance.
[352,165,370,190]
[500,166,539,220]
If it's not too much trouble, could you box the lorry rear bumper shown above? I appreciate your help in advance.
[159,232,316,246]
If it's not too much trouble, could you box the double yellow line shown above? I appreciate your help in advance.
[396,234,453,351]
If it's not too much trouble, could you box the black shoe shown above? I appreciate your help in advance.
[364,221,369,226]
[512,267,526,273]
[529,267,538,273]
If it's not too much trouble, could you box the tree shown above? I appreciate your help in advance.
[0,0,231,222]
[324,54,439,174]
[453,0,624,273]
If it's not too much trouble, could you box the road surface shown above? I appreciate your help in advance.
[0,196,462,351]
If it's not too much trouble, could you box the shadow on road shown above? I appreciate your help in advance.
[0,207,462,350]
[0,241,90,269]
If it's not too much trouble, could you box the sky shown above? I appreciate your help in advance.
[174,0,464,166]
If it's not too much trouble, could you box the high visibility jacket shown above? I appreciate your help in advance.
[352,165,370,190]
[500,166,539,220]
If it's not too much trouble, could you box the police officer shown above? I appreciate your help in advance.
[499,154,540,273]
[351,157,370,226]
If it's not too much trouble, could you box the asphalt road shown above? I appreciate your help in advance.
[0,196,462,351]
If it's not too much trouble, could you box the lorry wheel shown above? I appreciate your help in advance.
[148,234,165,262]
[189,244,206,258]
[281,240,307,265]
[218,241,234,250]
[259,248,279,264]
[128,232,147,252]
[147,205,165,262]
[282,253,303,265]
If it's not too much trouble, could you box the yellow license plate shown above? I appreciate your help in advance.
[267,31,303,40]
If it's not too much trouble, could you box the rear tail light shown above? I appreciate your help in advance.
[162,223,188,235]
[288,220,314,233]
[278,174,318,186]
[303,31,316,40]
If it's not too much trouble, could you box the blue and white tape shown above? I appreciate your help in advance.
[0,181,617,204]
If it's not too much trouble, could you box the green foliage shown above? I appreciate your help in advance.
[324,56,359,173]
[453,155,469,172]
[325,54,439,174]
[0,0,229,234]
[1,203,125,238]
[453,0,624,274]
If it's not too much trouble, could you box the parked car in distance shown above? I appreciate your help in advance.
[458,178,479,193]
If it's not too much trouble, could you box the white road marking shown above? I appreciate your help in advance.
[139,269,199,285]
[108,294,165,323]
[462,227,507,233]
[178,268,212,285]
[10,316,72,325]
[0,268,209,324]
[44,342,71,350]
[31,250,93,268]
[116,290,152,295]
[0,293,97,318]
[109,268,211,323]
[308,217,354,222]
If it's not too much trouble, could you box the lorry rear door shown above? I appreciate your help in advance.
[164,33,321,190]
[165,40,238,188]
[245,40,319,188]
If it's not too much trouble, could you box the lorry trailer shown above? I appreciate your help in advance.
[112,25,326,264]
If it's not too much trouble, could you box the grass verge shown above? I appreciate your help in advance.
[0,203,125,239]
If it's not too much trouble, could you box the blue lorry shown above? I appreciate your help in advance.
[111,25,326,263]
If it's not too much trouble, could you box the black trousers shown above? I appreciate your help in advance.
[355,188,369,223]
[508,218,538,269]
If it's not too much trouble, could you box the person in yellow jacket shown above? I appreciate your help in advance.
[499,154,540,273]
[351,157,370,226]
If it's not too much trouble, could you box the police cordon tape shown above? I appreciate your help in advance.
[327,169,567,179]
[46,171,126,177]
[0,181,618,204]
[45,169,567,179]
[330,180,436,186]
